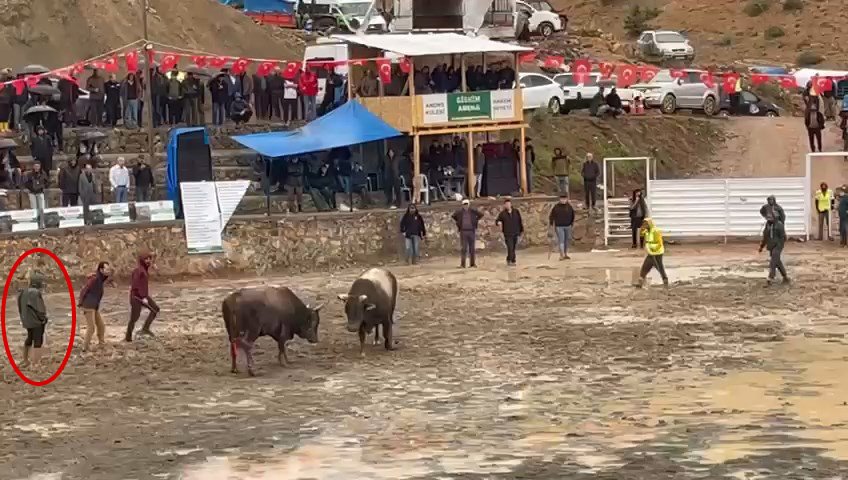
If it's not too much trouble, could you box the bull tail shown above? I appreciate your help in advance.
[222,294,239,373]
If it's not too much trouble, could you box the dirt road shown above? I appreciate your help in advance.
[3,243,848,479]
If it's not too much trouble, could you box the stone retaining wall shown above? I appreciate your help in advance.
[1,198,585,284]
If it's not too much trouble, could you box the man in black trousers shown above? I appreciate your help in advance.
[496,198,524,266]
[581,152,600,211]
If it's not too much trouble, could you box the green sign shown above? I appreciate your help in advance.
[448,92,492,121]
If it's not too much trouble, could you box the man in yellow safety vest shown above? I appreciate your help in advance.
[815,182,834,241]
[637,218,669,288]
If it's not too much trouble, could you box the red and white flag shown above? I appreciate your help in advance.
[670,69,686,80]
[778,75,797,89]
[571,58,591,74]
[125,50,139,72]
[543,55,564,69]
[721,72,740,93]
[282,61,301,79]
[376,58,392,83]
[699,71,715,88]
[813,76,832,95]
[231,57,251,75]
[750,73,769,86]
[639,66,659,83]
[256,61,277,77]
[616,64,637,87]
[209,56,228,69]
[597,62,615,79]
[399,57,412,74]
[518,52,537,64]
[160,53,180,71]
[104,55,120,73]
[192,55,208,68]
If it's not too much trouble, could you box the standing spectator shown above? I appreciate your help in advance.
[77,261,113,351]
[78,162,99,223]
[17,272,48,367]
[86,69,105,127]
[495,198,524,266]
[268,72,285,122]
[759,213,790,286]
[400,203,427,265]
[229,93,253,125]
[581,153,600,210]
[473,144,485,197]
[109,157,130,203]
[358,70,379,97]
[805,101,825,152]
[333,147,352,196]
[285,157,305,213]
[823,76,838,122]
[549,194,575,260]
[133,158,155,202]
[382,148,402,209]
[253,71,269,120]
[350,161,371,207]
[151,67,167,127]
[58,157,82,207]
[629,188,648,249]
[23,161,48,226]
[636,218,669,288]
[104,74,122,127]
[524,138,535,193]
[552,149,569,195]
[136,69,146,127]
[58,74,80,127]
[166,69,183,125]
[13,73,28,131]
[760,195,786,224]
[31,125,54,177]
[121,72,141,129]
[0,72,15,132]
[239,70,254,118]
[839,188,848,247]
[299,68,319,121]
[209,75,229,126]
[181,72,202,126]
[1,146,21,188]
[126,250,159,341]
[451,199,484,268]
[815,182,834,241]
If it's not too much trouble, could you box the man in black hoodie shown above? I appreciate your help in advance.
[759,195,786,223]
[451,199,484,268]
[581,153,600,210]
[133,158,155,202]
[58,157,82,206]
[759,213,790,286]
[496,198,524,266]
[24,161,49,227]
[549,194,575,259]
[31,125,54,177]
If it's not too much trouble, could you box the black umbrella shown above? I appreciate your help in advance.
[0,138,18,149]
[24,105,57,117]
[29,84,60,96]
[19,64,50,75]
[184,65,211,76]
[79,130,108,141]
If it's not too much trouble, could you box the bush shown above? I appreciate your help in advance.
[764,26,785,39]
[716,35,733,46]
[796,51,824,66]
[743,0,771,16]
[623,5,661,37]
[783,0,803,11]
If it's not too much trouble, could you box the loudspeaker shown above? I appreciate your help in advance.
[176,130,214,183]
[481,143,519,196]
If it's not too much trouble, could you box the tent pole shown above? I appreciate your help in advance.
[519,128,528,194]
[461,54,467,92]
[467,131,474,198]
[265,157,271,216]
[413,134,421,203]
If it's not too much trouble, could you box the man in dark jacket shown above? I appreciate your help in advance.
[0,147,21,188]
[31,125,54,175]
[58,76,80,127]
[285,157,305,213]
[104,74,122,127]
[400,203,427,264]
[58,157,82,206]
[182,72,202,126]
[133,158,155,202]
[758,213,789,286]
[229,93,252,125]
[604,88,623,117]
[759,195,786,224]
[451,199,484,268]
[18,272,48,367]
[151,68,167,127]
[581,153,600,210]
[839,189,848,247]
[86,69,106,127]
[308,162,338,211]
[209,75,229,126]
[127,250,159,341]
[496,198,524,266]
[78,261,113,351]
[13,75,28,131]
[24,161,49,226]
[549,194,575,259]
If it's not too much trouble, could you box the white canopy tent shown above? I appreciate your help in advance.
[330,32,532,57]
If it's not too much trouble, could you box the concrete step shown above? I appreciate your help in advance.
[33,165,256,189]
[16,148,258,169]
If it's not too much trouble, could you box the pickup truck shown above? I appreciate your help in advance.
[553,73,638,114]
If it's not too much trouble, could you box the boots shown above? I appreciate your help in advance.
[139,311,157,336]
[125,320,137,342]
[19,345,30,367]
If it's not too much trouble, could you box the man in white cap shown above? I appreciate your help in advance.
[451,199,484,268]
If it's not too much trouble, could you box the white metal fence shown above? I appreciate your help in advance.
[646,177,808,239]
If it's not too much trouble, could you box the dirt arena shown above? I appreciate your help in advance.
[2,240,848,480]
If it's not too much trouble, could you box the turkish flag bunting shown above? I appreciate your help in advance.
[615,64,637,87]
[813,76,832,94]
[399,57,412,74]
[282,61,301,79]
[70,63,84,76]
[779,75,797,89]
[104,55,120,73]
[721,72,740,93]
[571,58,591,74]
[125,50,139,72]
[376,58,392,83]
[350,59,366,66]
[160,53,180,71]
[209,56,228,69]
[750,73,769,86]
[670,69,686,79]
[231,57,251,75]
[256,61,277,77]
[598,62,615,79]
[12,79,24,95]
[88,60,107,70]
[518,52,537,64]
[192,55,208,68]
[699,71,715,88]
[25,75,39,87]
[543,56,564,69]
[573,72,590,85]
[55,69,79,85]
[639,66,659,83]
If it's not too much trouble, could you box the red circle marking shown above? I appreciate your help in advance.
[2,248,77,387]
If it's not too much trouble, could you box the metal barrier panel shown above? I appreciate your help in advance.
[647,177,807,239]
[606,197,632,239]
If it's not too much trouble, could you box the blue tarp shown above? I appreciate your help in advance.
[231,101,402,158]
[166,127,208,206]
[243,0,293,13]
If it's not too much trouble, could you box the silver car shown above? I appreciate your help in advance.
[629,69,719,116]
[636,30,695,62]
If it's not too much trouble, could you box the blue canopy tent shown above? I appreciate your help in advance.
[166,127,212,218]
[232,101,402,213]
[243,0,293,12]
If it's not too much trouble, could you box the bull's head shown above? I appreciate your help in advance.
[302,303,325,343]
[337,293,376,332]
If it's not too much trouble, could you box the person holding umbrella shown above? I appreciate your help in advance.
[58,73,80,127]
[30,124,54,177]
[0,70,13,132]
[13,72,29,132]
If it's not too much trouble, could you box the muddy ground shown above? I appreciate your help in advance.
[3,242,848,479]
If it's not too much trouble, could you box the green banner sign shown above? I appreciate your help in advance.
[447,92,492,121]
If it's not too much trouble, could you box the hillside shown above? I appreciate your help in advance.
[0,0,305,70]
[555,0,844,68]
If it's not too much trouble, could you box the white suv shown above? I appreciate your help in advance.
[636,30,695,63]
[630,69,719,116]
[516,0,565,37]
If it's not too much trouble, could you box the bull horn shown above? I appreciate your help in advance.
[312,302,326,311]
[337,294,349,301]
[358,294,368,302]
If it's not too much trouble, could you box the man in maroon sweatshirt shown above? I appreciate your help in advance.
[126,250,160,341]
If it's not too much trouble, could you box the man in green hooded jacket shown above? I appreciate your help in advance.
[17,273,48,367]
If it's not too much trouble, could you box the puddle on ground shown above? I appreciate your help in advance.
[601,265,766,288]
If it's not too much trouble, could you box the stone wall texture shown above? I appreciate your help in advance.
[0,198,585,284]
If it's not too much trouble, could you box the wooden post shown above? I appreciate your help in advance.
[461,54,467,92]
[347,65,354,101]
[519,128,528,194]
[413,134,421,202]
[467,131,475,197]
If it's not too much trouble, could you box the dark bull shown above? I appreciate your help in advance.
[222,286,324,376]
[337,268,398,357]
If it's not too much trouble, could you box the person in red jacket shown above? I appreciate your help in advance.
[298,68,319,121]
[126,250,160,341]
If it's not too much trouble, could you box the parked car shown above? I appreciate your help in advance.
[553,73,638,113]
[630,69,719,116]
[636,30,695,63]
[718,91,780,117]
[516,0,565,37]
[518,72,565,113]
